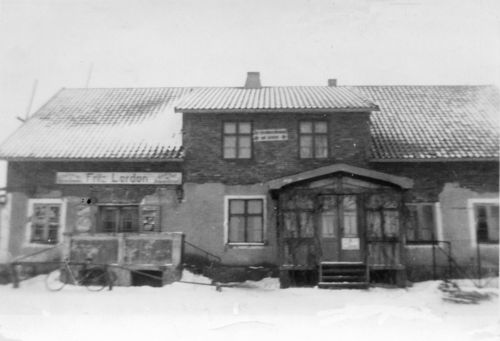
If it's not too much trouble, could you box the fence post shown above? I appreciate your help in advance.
[9,263,19,289]
[476,240,482,287]
[431,233,436,280]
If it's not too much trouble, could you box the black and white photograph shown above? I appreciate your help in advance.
[0,0,498,340]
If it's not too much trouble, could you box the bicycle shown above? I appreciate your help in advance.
[45,258,116,291]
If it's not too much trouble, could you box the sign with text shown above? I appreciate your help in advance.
[341,237,360,250]
[253,129,288,142]
[56,172,182,185]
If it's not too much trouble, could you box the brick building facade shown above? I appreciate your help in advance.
[0,73,498,287]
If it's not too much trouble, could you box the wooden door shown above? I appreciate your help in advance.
[318,195,363,262]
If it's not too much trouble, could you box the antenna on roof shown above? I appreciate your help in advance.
[86,62,94,88]
[16,79,38,122]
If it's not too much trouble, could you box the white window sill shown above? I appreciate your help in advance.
[23,242,60,248]
[227,243,266,249]
[477,242,499,247]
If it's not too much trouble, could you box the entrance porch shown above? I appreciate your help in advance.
[267,163,413,288]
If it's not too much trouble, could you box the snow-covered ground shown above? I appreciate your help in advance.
[0,272,498,341]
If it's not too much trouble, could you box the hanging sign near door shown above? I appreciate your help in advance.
[341,237,360,250]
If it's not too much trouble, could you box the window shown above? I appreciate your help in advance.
[474,203,499,243]
[98,205,139,233]
[30,203,62,244]
[406,203,437,243]
[223,121,252,159]
[227,198,264,244]
[299,121,328,158]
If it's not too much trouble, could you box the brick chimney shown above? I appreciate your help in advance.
[328,79,337,87]
[244,72,262,89]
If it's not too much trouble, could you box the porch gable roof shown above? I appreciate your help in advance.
[266,163,414,190]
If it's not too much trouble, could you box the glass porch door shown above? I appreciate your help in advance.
[319,195,363,262]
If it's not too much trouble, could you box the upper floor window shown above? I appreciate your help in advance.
[474,203,499,244]
[406,203,437,244]
[223,122,252,159]
[299,121,328,159]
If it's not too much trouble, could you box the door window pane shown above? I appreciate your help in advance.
[343,196,358,237]
[299,212,314,237]
[405,203,436,243]
[321,212,337,238]
[383,210,399,238]
[283,212,298,238]
[367,210,382,239]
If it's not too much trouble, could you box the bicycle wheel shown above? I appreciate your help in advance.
[45,269,66,291]
[82,268,108,291]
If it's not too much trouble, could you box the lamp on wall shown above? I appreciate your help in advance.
[176,186,184,203]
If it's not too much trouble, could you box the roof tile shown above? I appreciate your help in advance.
[175,86,378,112]
[351,85,499,160]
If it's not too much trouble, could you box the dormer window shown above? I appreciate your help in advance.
[299,121,328,159]
[223,121,252,159]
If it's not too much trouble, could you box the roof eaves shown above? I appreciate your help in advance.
[370,157,499,163]
[0,157,184,162]
[174,106,379,114]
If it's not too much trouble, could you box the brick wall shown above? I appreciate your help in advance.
[7,161,182,192]
[371,162,499,201]
[183,112,371,184]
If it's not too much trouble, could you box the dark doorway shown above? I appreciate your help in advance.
[288,270,318,287]
[131,270,163,287]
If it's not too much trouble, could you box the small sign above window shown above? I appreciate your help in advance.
[253,129,288,142]
[56,172,182,185]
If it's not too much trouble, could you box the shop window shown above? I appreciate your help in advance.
[29,202,62,244]
[474,203,499,244]
[299,121,328,159]
[98,205,139,233]
[406,203,437,244]
[223,121,252,159]
[227,197,264,244]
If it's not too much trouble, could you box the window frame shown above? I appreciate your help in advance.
[468,198,499,245]
[97,204,140,234]
[222,121,253,160]
[405,202,441,245]
[224,195,266,246]
[298,120,329,159]
[26,198,66,246]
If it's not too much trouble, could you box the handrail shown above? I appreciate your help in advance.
[10,244,63,263]
[432,240,482,288]
[183,240,222,264]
